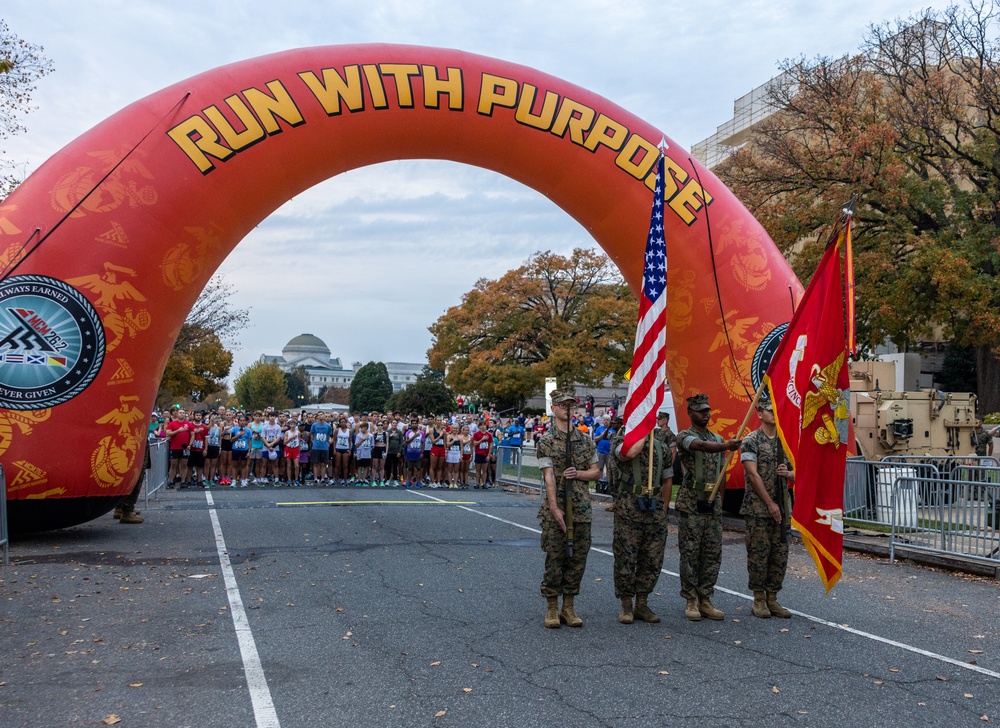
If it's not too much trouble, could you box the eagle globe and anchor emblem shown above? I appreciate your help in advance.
[0,275,105,411]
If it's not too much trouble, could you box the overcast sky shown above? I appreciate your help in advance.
[2,0,955,384]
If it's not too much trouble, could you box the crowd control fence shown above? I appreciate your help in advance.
[143,437,170,511]
[0,464,7,566]
[845,456,1000,567]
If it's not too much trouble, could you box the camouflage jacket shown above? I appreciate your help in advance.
[608,432,673,518]
[654,425,678,452]
[536,425,597,524]
[739,427,790,517]
[675,427,724,515]
[972,429,993,457]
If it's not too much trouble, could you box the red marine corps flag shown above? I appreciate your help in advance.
[621,153,668,453]
[764,205,855,592]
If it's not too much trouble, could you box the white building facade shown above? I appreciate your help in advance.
[260,333,423,397]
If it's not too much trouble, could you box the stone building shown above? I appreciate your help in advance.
[260,333,423,397]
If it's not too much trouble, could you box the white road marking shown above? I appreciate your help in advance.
[205,491,282,728]
[409,489,1000,680]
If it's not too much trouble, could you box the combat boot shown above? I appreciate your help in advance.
[634,594,660,623]
[113,506,122,520]
[752,591,771,618]
[544,597,561,629]
[698,597,724,620]
[684,598,702,621]
[119,511,144,524]
[619,596,634,624]
[766,592,792,618]
[560,595,583,627]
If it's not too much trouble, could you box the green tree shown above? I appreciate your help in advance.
[284,365,311,407]
[234,361,290,412]
[384,378,454,416]
[936,346,978,393]
[0,21,54,199]
[419,365,445,383]
[716,1,1000,411]
[157,325,232,406]
[428,248,636,404]
[349,361,393,412]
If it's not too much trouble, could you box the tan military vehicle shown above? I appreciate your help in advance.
[850,360,979,461]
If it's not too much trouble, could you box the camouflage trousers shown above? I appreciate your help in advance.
[677,511,722,600]
[540,520,592,597]
[612,512,667,597]
[744,515,789,593]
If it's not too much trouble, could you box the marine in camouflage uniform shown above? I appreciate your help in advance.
[676,394,742,621]
[654,412,678,453]
[740,395,794,619]
[537,388,602,628]
[608,430,672,624]
[972,421,996,457]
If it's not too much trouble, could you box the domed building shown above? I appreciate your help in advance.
[261,333,423,397]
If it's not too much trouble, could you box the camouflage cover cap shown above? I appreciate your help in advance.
[757,389,773,411]
[686,393,711,411]
[550,388,577,404]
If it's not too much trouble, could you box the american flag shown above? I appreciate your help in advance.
[621,154,668,453]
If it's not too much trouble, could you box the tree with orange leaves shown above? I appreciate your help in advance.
[428,248,637,409]
[717,1,1000,410]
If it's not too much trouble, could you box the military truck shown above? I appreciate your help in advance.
[850,360,979,461]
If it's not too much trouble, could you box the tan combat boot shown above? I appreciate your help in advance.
[119,511,144,524]
[752,591,771,618]
[113,506,122,520]
[698,597,724,620]
[560,595,583,627]
[545,597,561,628]
[766,592,792,618]
[619,596,634,624]
[684,598,702,621]
[634,594,660,623]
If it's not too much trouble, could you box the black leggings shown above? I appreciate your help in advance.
[384,453,401,480]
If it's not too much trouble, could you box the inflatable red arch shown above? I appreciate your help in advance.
[0,44,801,532]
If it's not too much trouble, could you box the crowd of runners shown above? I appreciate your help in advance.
[150,398,622,491]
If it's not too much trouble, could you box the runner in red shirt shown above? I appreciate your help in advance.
[187,410,210,486]
[473,427,494,488]
[165,408,193,486]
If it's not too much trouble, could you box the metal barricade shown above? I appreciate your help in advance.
[0,464,8,566]
[883,454,998,480]
[494,444,605,501]
[495,445,527,490]
[143,437,170,511]
[890,475,1000,566]
[843,458,940,529]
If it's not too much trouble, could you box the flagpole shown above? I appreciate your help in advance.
[706,378,768,501]
[646,431,655,495]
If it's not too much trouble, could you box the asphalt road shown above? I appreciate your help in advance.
[1,484,998,728]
